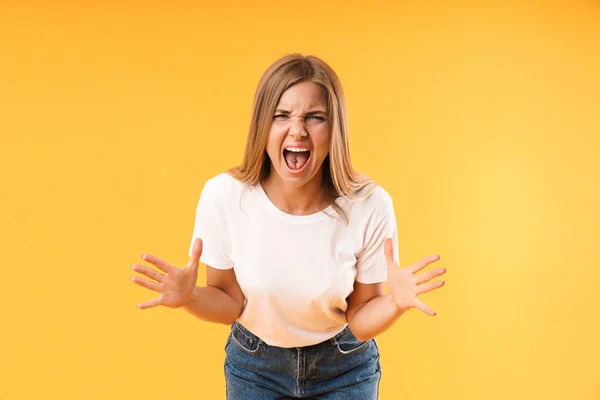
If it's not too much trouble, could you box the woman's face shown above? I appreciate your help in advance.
[265,80,330,188]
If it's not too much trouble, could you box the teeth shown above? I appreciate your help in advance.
[285,147,310,152]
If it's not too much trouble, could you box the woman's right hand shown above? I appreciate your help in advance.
[130,238,203,309]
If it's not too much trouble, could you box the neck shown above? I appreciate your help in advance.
[261,168,329,216]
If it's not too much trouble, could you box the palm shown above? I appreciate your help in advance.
[130,238,203,309]
[158,266,198,307]
[384,238,446,316]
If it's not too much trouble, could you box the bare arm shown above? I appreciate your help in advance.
[131,238,245,325]
[346,282,403,342]
[346,239,446,342]
[182,267,245,325]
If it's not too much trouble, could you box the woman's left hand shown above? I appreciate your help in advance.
[384,238,446,316]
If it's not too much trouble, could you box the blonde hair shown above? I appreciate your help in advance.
[227,53,375,223]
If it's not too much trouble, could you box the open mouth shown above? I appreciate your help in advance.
[283,147,311,173]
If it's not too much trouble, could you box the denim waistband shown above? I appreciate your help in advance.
[225,321,380,398]
[232,321,351,349]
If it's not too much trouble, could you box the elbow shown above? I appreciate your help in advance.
[218,317,237,326]
[347,320,371,343]
[221,302,244,326]
[214,312,239,326]
[354,331,371,343]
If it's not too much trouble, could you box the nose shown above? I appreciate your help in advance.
[289,119,307,139]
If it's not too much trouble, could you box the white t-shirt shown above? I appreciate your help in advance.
[188,172,399,348]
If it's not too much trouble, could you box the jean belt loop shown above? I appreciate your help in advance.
[330,335,338,346]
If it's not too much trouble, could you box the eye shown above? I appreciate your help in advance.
[273,114,288,120]
[306,115,326,124]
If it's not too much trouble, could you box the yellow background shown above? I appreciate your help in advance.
[1,0,599,399]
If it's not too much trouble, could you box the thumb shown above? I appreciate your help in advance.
[188,238,203,271]
[384,238,396,270]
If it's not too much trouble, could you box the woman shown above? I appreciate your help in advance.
[130,54,446,399]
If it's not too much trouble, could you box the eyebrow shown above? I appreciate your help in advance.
[275,109,328,115]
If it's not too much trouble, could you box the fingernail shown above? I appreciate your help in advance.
[141,254,145,259]
[130,276,135,281]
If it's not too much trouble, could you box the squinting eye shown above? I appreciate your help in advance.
[273,114,288,120]
[307,116,325,121]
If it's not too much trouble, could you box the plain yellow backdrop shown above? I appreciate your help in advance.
[1,0,599,399]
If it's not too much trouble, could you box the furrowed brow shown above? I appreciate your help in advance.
[306,110,328,115]
[274,109,328,115]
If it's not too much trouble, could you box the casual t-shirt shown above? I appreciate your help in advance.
[188,172,399,348]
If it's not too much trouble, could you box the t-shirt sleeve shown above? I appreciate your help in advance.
[188,179,233,270]
[355,198,400,284]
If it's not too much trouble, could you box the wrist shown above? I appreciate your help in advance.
[386,293,408,316]
[183,286,200,308]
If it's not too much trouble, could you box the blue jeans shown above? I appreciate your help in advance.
[224,321,382,399]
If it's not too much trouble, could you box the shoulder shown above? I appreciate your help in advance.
[330,182,393,228]
[201,172,248,202]
[332,182,394,228]
[361,184,394,211]
[204,171,244,190]
[340,183,394,216]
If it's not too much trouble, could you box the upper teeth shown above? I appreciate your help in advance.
[286,147,310,152]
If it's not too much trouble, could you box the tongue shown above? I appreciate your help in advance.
[284,151,309,170]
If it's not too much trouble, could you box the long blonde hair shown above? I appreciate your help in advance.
[227,53,375,223]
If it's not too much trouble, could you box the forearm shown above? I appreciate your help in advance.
[347,293,405,342]
[182,285,243,325]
